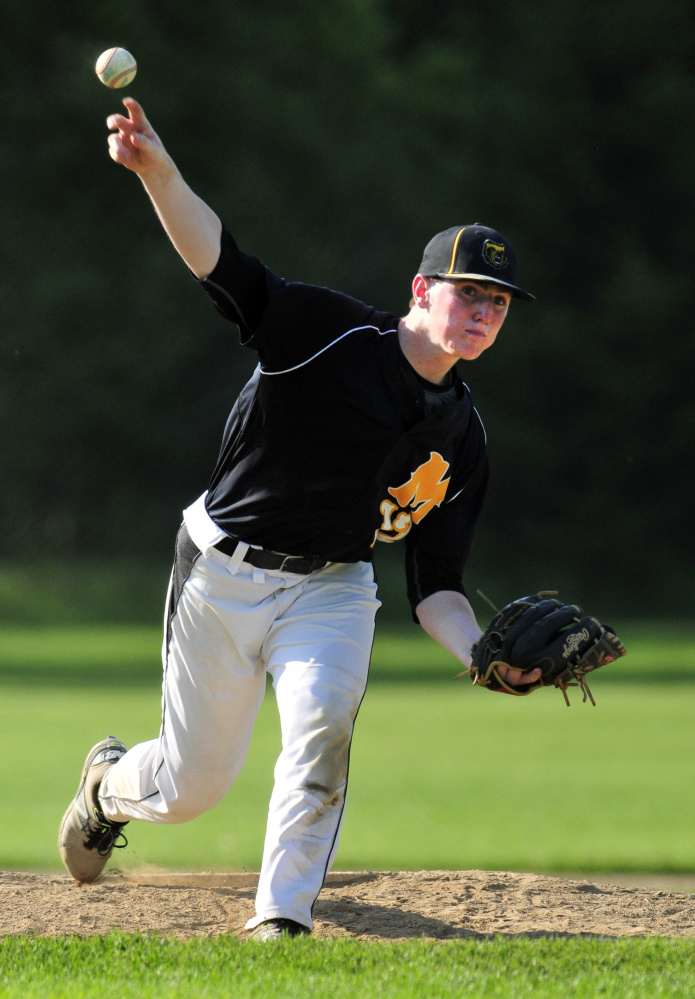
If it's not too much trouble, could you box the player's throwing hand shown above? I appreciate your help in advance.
[106,98,170,176]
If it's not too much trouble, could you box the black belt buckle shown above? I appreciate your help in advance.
[278,554,326,574]
[214,536,326,575]
[279,555,302,573]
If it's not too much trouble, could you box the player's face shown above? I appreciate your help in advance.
[425,279,511,361]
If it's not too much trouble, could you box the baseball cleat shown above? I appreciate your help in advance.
[247,918,311,941]
[58,736,129,884]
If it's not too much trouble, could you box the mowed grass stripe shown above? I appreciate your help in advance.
[0,622,692,686]
[1,935,694,999]
[0,680,693,872]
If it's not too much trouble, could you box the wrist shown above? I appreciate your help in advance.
[138,155,179,191]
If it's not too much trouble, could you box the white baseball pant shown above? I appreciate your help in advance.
[99,524,380,930]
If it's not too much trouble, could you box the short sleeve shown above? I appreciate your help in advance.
[196,227,285,340]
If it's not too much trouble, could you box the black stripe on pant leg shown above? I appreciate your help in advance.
[143,524,204,802]
[165,522,203,656]
[158,521,203,748]
[310,572,377,919]
[310,663,372,920]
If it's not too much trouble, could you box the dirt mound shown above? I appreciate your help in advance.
[3,869,695,940]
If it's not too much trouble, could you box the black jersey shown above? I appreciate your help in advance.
[196,228,489,613]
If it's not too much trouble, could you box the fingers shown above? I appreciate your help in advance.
[121,96,146,122]
[107,130,137,166]
[497,664,542,688]
[107,98,150,138]
[106,98,159,172]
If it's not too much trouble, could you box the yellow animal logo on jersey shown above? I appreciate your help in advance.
[375,452,451,543]
[482,240,508,270]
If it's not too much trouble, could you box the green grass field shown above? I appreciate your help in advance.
[2,935,695,999]
[0,621,693,873]
[1,622,693,997]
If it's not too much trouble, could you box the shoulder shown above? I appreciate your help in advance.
[250,281,400,370]
[268,281,394,327]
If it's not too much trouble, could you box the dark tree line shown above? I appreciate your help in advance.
[1,0,693,615]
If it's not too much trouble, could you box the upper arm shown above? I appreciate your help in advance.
[196,228,283,339]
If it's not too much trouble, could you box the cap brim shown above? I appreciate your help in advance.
[434,271,536,302]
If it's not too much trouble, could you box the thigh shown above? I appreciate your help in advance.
[263,561,380,790]
[162,541,278,775]
[264,560,380,684]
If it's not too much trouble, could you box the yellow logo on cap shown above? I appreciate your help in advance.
[482,240,508,270]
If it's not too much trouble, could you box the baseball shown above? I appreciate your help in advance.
[95,47,137,89]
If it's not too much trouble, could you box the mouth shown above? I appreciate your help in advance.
[446,328,488,355]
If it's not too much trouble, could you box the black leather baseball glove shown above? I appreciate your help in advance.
[461,593,626,705]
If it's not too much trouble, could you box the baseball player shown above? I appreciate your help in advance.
[59,98,538,940]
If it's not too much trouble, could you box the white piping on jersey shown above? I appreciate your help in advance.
[256,325,486,506]
[259,325,398,376]
[473,406,487,446]
[443,388,487,504]
[458,378,487,445]
[458,379,487,441]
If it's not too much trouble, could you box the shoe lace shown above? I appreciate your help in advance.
[85,809,129,856]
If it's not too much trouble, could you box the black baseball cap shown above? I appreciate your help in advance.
[418,224,535,301]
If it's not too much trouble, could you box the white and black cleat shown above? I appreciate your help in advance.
[58,736,129,883]
[247,918,311,941]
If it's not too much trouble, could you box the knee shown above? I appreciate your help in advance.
[301,779,346,812]
[284,715,354,797]
[274,666,365,794]
[156,767,232,824]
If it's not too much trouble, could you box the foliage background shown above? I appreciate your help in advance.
[1,0,693,620]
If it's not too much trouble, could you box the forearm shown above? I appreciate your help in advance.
[139,164,222,279]
[106,99,222,279]
[415,590,482,668]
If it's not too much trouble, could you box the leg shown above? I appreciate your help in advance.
[249,560,379,931]
[99,527,273,824]
[252,661,367,929]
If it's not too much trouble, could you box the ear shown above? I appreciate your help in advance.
[411,274,431,308]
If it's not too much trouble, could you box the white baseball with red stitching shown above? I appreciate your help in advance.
[95,47,137,89]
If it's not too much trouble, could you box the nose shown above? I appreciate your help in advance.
[472,299,493,323]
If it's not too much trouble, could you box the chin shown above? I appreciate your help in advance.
[455,347,486,362]
[448,338,488,361]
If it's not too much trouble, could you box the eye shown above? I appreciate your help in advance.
[460,285,478,298]
[493,295,509,308]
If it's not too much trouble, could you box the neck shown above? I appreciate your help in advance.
[397,319,456,386]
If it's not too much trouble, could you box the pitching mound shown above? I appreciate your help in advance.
[2,869,695,940]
